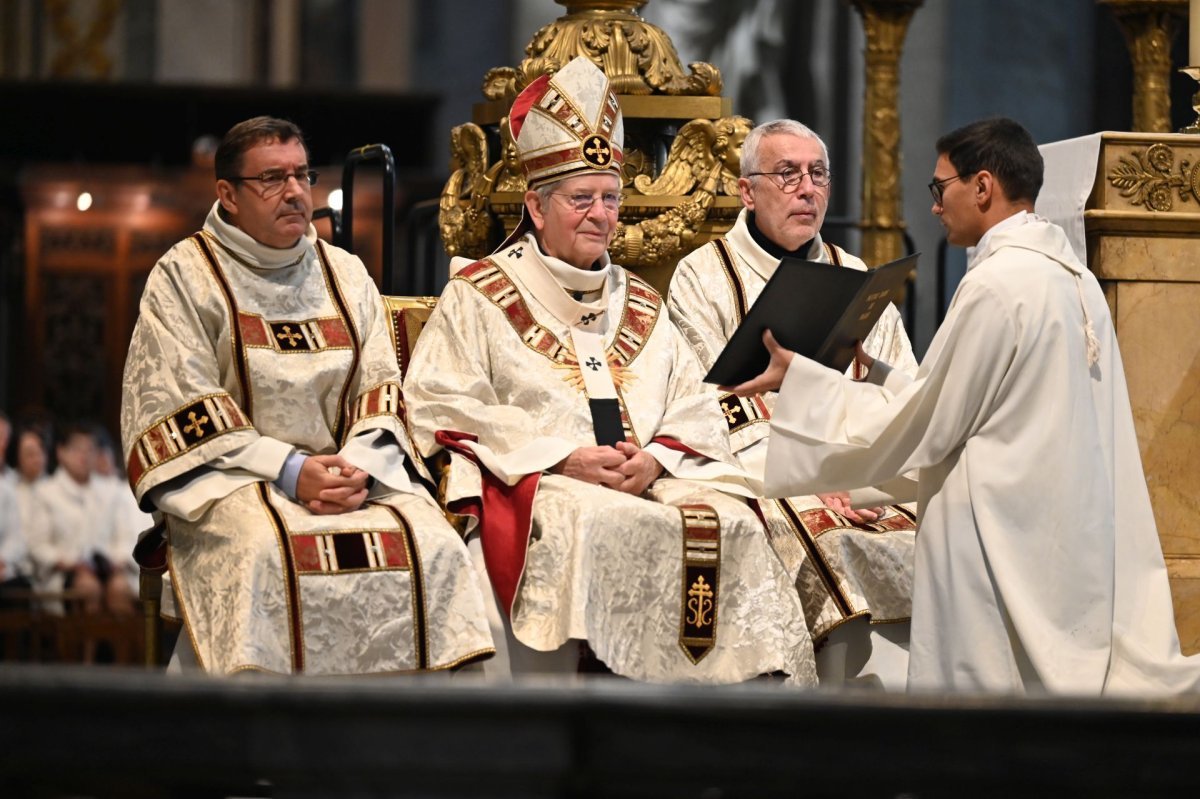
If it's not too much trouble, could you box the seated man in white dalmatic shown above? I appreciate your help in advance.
[669,119,919,690]
[121,116,493,676]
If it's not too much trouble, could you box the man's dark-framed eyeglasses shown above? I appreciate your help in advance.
[231,169,319,196]
[745,165,832,192]
[552,191,623,213]
[928,173,970,204]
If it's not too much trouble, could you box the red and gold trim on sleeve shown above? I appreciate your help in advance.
[717,391,771,435]
[346,381,406,428]
[769,499,918,626]
[796,505,917,536]
[126,392,252,491]
[238,312,353,353]
[678,504,721,664]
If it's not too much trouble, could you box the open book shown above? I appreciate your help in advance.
[704,252,918,386]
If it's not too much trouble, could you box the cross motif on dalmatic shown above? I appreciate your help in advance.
[276,325,303,348]
[720,401,743,425]
[183,410,210,438]
[585,356,603,371]
[687,575,715,627]
[579,312,598,326]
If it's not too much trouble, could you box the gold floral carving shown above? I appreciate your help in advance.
[1099,0,1187,133]
[611,188,716,269]
[1106,143,1200,210]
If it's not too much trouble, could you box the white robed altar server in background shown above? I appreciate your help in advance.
[669,119,918,691]
[405,56,815,684]
[121,117,493,675]
[729,117,1200,695]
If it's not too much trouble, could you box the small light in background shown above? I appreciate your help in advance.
[327,188,343,211]
[76,191,93,212]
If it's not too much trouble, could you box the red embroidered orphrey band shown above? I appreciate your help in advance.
[454,257,661,372]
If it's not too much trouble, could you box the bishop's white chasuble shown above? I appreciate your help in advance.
[405,233,816,684]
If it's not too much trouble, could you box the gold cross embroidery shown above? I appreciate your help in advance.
[583,135,612,167]
[720,401,743,425]
[687,575,714,627]
[183,411,210,438]
[276,325,303,348]
[586,139,610,160]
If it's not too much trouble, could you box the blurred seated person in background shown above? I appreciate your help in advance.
[92,428,151,617]
[0,410,32,610]
[668,119,918,691]
[0,410,13,488]
[120,116,493,675]
[404,57,815,684]
[30,423,133,616]
[10,424,50,578]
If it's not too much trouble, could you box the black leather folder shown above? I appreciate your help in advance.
[704,252,918,386]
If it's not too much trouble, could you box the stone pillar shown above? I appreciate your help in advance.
[849,0,923,267]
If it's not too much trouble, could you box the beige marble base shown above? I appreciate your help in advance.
[1112,280,1200,557]
[1169,559,1200,655]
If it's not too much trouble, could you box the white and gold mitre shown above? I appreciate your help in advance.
[509,56,625,189]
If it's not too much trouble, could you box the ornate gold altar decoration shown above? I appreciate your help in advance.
[1106,142,1200,209]
[1099,0,1188,133]
[46,0,122,79]
[439,0,747,292]
[848,0,923,268]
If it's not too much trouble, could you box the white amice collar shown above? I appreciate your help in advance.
[513,233,616,331]
[534,236,613,294]
[967,210,1029,271]
[203,201,317,270]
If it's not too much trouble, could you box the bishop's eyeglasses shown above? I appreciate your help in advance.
[231,168,319,197]
[551,191,623,213]
[744,165,832,192]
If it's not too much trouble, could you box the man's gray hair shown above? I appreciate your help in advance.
[535,182,557,206]
[740,119,830,176]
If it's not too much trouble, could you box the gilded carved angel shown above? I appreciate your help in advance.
[487,116,527,194]
[632,115,752,197]
[439,123,496,258]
